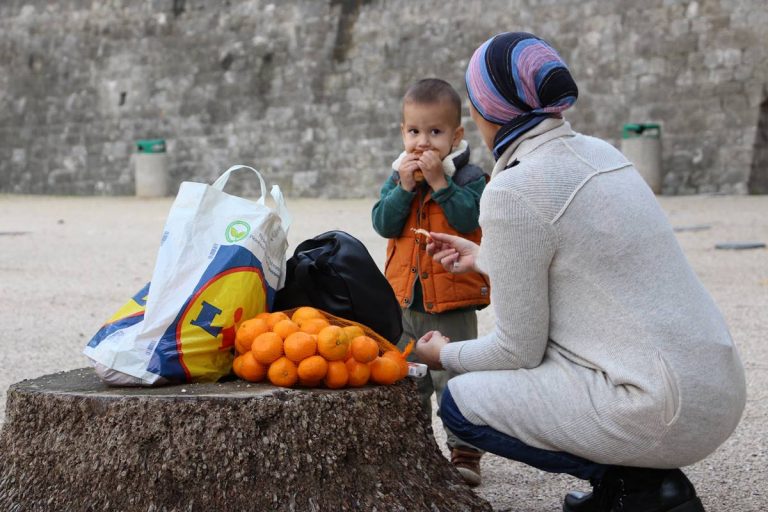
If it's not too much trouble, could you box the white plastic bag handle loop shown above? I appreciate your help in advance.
[270,184,293,232]
[212,165,292,232]
[212,165,268,204]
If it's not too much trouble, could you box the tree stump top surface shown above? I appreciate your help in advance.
[12,367,353,401]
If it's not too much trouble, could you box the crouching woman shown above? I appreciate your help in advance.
[417,32,746,512]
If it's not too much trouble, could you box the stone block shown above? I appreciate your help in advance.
[1,0,767,196]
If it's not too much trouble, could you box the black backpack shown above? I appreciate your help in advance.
[273,231,403,344]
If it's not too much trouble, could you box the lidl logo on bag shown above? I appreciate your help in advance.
[147,245,276,382]
[225,220,250,242]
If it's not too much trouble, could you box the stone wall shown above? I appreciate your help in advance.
[0,0,766,197]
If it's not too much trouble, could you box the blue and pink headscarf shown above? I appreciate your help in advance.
[466,32,578,160]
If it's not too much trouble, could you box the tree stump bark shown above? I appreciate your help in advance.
[0,368,492,512]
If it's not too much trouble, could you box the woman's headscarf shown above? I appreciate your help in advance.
[465,32,578,160]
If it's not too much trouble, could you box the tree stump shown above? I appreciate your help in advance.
[0,368,492,512]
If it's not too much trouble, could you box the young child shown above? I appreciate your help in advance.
[371,78,490,486]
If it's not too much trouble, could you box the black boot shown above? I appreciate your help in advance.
[611,467,705,512]
[563,467,706,512]
[562,477,609,511]
[562,474,617,512]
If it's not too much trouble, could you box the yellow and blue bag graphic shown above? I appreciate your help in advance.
[147,244,272,382]
[88,282,149,346]
[84,165,291,386]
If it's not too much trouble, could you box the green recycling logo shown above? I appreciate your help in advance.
[225,220,251,242]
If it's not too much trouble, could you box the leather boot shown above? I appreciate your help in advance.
[562,476,613,512]
[563,467,706,512]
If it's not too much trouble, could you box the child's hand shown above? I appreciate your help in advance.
[398,153,421,192]
[418,150,448,191]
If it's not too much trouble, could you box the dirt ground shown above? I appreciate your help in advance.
[1,193,766,510]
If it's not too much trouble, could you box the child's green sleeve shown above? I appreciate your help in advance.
[431,175,485,233]
[372,175,415,238]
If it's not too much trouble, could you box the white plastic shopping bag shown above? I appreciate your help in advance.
[84,165,291,386]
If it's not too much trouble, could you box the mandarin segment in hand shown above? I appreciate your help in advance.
[410,227,432,242]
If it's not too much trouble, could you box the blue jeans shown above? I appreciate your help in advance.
[440,387,607,481]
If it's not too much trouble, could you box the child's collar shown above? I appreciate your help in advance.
[391,140,470,178]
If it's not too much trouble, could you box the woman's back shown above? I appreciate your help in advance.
[478,127,746,465]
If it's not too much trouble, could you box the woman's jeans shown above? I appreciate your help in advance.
[440,387,608,481]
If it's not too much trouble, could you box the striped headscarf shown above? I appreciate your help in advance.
[466,32,578,160]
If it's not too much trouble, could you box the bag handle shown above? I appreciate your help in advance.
[212,165,292,232]
[270,184,293,232]
[212,165,267,202]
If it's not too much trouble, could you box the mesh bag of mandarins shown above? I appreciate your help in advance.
[232,307,413,389]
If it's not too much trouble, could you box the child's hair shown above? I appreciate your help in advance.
[403,78,462,126]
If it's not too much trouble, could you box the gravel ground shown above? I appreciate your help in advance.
[1,193,766,510]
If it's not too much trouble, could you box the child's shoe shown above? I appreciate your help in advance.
[450,447,482,487]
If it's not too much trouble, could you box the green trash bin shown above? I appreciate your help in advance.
[621,123,662,194]
[134,139,168,197]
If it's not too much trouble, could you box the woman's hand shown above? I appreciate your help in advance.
[427,232,481,274]
[415,330,449,370]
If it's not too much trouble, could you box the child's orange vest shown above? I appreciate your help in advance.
[385,188,490,313]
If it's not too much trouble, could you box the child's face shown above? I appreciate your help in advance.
[401,100,464,161]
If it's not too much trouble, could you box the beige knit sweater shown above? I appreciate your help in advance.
[440,119,746,467]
